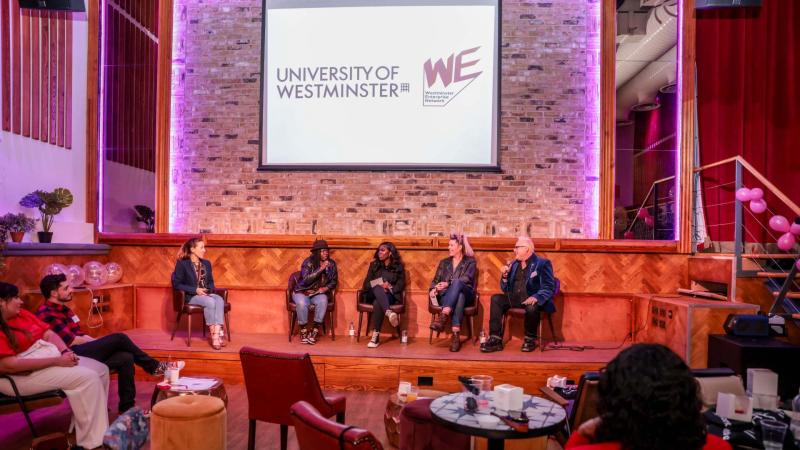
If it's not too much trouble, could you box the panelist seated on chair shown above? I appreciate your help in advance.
[36,274,167,414]
[480,236,555,353]
[292,240,338,345]
[0,281,110,450]
[428,234,477,353]
[172,237,227,350]
[361,242,405,349]
[565,344,731,450]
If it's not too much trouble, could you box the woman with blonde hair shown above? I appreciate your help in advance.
[429,234,477,352]
[171,237,226,350]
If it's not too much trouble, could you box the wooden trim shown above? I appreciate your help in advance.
[85,0,100,234]
[1,0,10,131]
[678,0,696,254]
[154,0,173,233]
[97,233,681,253]
[598,0,616,240]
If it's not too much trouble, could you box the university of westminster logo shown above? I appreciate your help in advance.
[422,46,483,107]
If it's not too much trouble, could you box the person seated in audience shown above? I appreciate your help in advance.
[172,237,227,350]
[361,241,405,348]
[566,343,731,450]
[292,240,338,344]
[0,281,110,450]
[480,236,555,353]
[36,274,168,414]
[428,233,477,352]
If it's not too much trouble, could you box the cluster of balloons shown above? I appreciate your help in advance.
[735,187,767,213]
[737,186,800,254]
[636,208,655,227]
[41,261,124,287]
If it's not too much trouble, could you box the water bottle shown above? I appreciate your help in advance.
[401,330,408,344]
[479,330,487,344]
[791,388,800,445]
[348,321,355,336]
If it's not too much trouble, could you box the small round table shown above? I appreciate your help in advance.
[429,391,566,450]
[150,377,228,408]
[384,389,448,447]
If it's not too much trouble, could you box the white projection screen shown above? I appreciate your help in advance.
[259,0,500,170]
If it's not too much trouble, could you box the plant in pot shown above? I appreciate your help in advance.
[133,205,155,233]
[19,188,74,243]
[0,213,37,243]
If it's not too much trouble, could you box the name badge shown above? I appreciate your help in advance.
[71,315,80,323]
[530,271,538,279]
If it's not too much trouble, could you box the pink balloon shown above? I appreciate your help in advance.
[749,199,767,214]
[777,232,796,251]
[796,259,800,271]
[644,216,655,227]
[790,222,800,236]
[735,187,751,202]
[768,215,790,233]
[623,231,634,239]
[748,187,764,201]
[636,208,650,219]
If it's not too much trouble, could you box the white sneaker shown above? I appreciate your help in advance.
[367,332,380,348]
[386,310,399,328]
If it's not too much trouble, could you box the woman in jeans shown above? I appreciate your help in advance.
[0,282,109,449]
[360,242,405,348]
[428,234,477,352]
[172,237,226,349]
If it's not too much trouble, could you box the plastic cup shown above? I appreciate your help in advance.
[407,386,419,402]
[761,419,788,450]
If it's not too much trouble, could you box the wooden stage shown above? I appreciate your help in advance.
[128,328,623,393]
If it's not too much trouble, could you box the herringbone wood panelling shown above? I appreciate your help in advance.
[108,245,689,294]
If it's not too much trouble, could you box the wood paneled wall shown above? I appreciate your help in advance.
[1,0,73,148]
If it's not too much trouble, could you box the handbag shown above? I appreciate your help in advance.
[17,340,61,359]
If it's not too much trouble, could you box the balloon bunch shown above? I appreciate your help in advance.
[41,261,124,287]
[636,208,655,227]
[735,187,767,213]
[737,186,799,255]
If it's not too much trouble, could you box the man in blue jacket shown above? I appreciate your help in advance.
[480,236,556,352]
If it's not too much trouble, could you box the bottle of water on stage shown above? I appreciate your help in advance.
[479,330,487,344]
[401,330,408,344]
[348,321,355,342]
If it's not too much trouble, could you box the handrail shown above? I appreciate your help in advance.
[626,175,676,233]
[694,155,800,216]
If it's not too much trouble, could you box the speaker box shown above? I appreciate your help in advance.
[723,314,769,338]
[18,0,85,12]
[696,0,761,8]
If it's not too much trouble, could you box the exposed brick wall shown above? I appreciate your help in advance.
[170,0,600,237]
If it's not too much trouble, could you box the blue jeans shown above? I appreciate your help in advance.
[187,293,225,325]
[439,279,474,327]
[292,292,328,326]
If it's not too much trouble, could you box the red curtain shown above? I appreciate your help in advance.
[696,0,800,243]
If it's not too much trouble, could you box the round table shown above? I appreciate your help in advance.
[150,377,228,408]
[429,391,566,450]
[384,389,448,447]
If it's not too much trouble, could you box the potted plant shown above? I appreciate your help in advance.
[19,188,74,243]
[133,205,155,233]
[0,213,37,242]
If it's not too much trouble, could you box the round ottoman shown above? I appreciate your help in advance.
[399,398,470,450]
[151,395,226,450]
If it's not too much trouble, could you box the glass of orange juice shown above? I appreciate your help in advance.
[407,386,419,402]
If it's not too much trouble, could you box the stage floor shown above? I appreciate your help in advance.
[127,329,625,392]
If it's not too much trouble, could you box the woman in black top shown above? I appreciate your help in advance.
[360,242,405,348]
[171,237,226,350]
[428,234,477,352]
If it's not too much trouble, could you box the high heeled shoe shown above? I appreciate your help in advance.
[209,325,221,350]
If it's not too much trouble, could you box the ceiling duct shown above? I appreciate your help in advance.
[616,45,677,120]
[615,0,678,89]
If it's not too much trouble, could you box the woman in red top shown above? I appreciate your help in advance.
[565,344,731,450]
[0,282,110,450]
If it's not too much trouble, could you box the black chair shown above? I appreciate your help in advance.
[539,371,600,444]
[286,271,336,342]
[502,278,561,351]
[0,374,66,438]
[428,284,480,344]
[355,289,405,341]
[170,288,232,347]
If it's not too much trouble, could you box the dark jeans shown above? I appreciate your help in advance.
[488,294,541,339]
[72,332,160,413]
[365,285,398,331]
[438,279,475,328]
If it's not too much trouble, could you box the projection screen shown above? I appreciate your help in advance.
[259,0,500,170]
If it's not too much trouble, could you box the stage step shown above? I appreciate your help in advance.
[743,253,799,259]
[772,292,800,299]
[757,271,800,278]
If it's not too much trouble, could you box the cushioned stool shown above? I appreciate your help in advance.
[399,398,470,450]
[151,395,226,450]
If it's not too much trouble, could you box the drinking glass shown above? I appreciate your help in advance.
[761,419,787,450]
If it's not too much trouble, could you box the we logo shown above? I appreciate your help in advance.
[422,46,483,106]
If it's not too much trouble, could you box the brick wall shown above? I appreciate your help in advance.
[170,0,600,238]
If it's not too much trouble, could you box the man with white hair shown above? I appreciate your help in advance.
[480,236,556,352]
